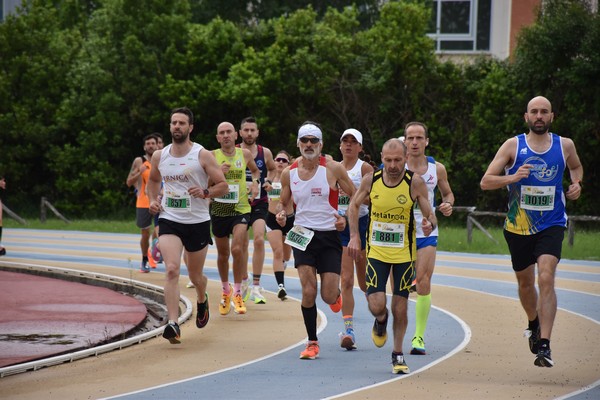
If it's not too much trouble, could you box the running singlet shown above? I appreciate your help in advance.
[290,156,338,231]
[158,143,210,224]
[136,157,151,208]
[413,156,439,238]
[239,144,268,206]
[211,148,251,217]
[338,159,369,218]
[366,169,416,263]
[504,133,567,235]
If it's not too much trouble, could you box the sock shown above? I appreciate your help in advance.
[539,338,550,348]
[275,271,285,286]
[234,282,242,295]
[252,273,261,285]
[0,226,3,243]
[301,305,318,341]
[221,282,230,294]
[528,316,539,331]
[414,294,431,339]
[168,319,177,325]
[343,315,354,331]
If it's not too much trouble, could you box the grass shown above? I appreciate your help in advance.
[4,218,598,261]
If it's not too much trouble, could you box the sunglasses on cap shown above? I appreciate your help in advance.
[275,157,289,163]
[299,137,320,144]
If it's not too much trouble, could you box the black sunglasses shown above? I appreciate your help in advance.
[299,137,320,144]
[275,157,289,163]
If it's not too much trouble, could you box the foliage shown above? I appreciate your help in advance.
[0,0,597,217]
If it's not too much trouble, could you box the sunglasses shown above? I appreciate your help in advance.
[275,157,289,163]
[299,137,320,144]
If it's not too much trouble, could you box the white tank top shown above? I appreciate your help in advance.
[159,142,210,224]
[338,159,369,218]
[412,157,439,238]
[290,156,338,231]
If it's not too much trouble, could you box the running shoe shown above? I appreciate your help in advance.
[219,284,233,315]
[196,293,209,328]
[147,249,157,269]
[251,286,266,304]
[299,340,320,360]
[340,329,357,350]
[524,325,540,354]
[371,310,388,348]
[534,344,554,368]
[139,260,150,273]
[277,284,288,301]
[0,247,6,256]
[329,292,342,313]
[163,322,181,344]
[186,281,195,288]
[241,279,251,302]
[392,353,410,374]
[233,293,247,314]
[410,336,426,355]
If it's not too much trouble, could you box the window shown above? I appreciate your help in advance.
[427,0,492,52]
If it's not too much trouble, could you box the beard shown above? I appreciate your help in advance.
[243,137,255,146]
[528,119,551,135]
[172,130,189,143]
[300,145,320,160]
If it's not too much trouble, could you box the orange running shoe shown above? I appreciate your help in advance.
[329,292,342,313]
[233,292,247,314]
[147,249,157,269]
[299,341,320,360]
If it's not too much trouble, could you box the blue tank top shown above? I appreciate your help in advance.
[504,133,567,235]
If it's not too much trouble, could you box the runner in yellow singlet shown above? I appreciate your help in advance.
[347,138,437,375]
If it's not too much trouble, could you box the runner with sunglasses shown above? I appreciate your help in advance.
[276,121,355,360]
[266,150,295,300]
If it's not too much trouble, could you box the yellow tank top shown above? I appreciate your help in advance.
[136,158,151,208]
[211,148,251,216]
[366,169,416,263]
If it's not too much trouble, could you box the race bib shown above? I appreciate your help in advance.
[285,225,315,251]
[520,185,555,211]
[338,194,350,211]
[370,221,405,248]
[214,184,240,204]
[268,182,282,200]
[164,191,191,212]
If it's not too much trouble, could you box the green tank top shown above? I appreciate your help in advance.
[211,148,251,216]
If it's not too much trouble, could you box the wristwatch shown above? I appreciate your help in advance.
[203,188,210,198]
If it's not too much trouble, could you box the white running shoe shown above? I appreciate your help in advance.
[251,285,266,304]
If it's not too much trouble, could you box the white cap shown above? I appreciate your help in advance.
[298,124,323,141]
[340,128,363,145]
[398,136,405,142]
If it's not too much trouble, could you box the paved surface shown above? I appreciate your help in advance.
[0,270,147,367]
[0,228,598,400]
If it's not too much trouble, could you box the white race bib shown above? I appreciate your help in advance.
[268,182,282,200]
[163,191,191,212]
[214,184,240,204]
[285,225,315,251]
[520,185,555,211]
[370,221,405,248]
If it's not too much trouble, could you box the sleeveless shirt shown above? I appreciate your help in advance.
[367,169,416,263]
[290,156,338,231]
[504,133,567,235]
[136,157,151,208]
[211,148,251,216]
[158,143,210,223]
[239,144,268,206]
[412,156,439,238]
[338,159,369,218]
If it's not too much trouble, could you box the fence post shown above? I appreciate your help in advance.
[41,197,47,223]
[568,219,575,247]
[467,215,473,244]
